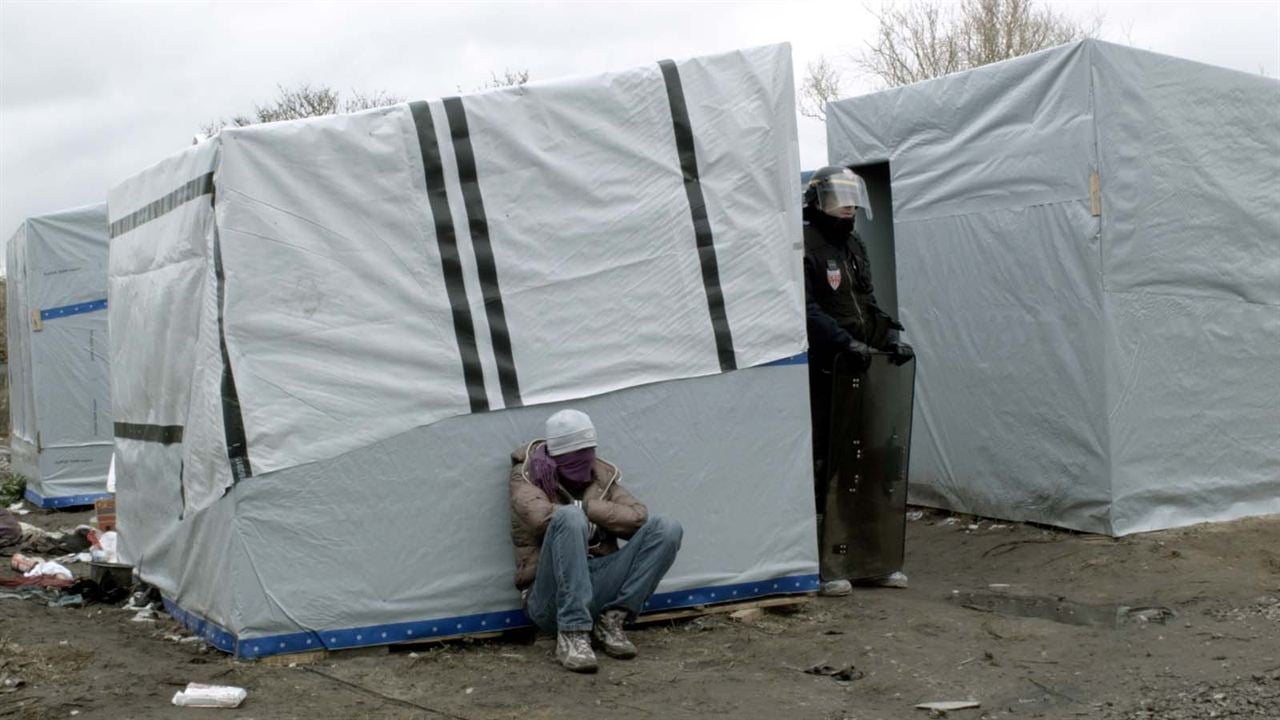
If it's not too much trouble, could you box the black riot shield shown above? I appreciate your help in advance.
[819,351,916,582]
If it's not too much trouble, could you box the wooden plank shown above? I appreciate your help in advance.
[634,594,813,625]
[389,630,504,652]
[256,648,329,666]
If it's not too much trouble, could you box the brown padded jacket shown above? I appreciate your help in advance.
[508,440,648,591]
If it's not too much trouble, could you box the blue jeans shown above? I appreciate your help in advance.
[526,506,683,633]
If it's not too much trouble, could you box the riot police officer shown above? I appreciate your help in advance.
[803,166,913,594]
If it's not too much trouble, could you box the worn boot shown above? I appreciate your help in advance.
[877,571,909,589]
[819,579,852,597]
[556,630,598,673]
[591,608,637,659]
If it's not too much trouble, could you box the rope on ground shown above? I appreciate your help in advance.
[301,666,474,720]
[980,539,1065,558]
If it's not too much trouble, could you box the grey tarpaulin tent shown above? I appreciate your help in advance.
[108,44,818,659]
[827,40,1280,536]
[5,203,113,508]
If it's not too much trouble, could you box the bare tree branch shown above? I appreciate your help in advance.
[201,83,405,135]
[854,0,1101,89]
[460,68,533,94]
[799,55,843,121]
[344,89,404,113]
[481,68,531,90]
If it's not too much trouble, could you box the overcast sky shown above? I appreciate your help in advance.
[2,0,1277,262]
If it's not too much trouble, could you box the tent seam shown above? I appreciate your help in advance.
[1102,286,1280,311]
[1086,39,1119,536]
[891,195,1091,226]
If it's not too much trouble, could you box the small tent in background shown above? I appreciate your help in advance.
[5,203,113,507]
[826,39,1280,536]
[108,44,817,659]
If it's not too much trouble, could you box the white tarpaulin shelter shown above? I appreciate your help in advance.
[109,44,818,658]
[5,203,113,508]
[828,40,1280,536]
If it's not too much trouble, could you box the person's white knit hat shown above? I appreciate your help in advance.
[545,409,598,456]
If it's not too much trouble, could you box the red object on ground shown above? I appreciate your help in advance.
[0,574,74,589]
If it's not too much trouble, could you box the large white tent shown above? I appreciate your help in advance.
[828,40,1280,536]
[5,203,113,508]
[109,44,819,659]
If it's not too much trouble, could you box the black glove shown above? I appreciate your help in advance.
[844,339,873,371]
[889,341,915,366]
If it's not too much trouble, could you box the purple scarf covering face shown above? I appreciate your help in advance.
[529,443,596,500]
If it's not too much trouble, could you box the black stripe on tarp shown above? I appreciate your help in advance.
[114,422,184,445]
[658,59,737,372]
[442,96,523,409]
[109,172,214,239]
[213,229,253,481]
[409,100,489,413]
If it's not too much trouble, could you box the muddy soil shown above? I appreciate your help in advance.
[3,506,1278,720]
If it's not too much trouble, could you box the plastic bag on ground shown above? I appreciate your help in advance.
[171,683,247,708]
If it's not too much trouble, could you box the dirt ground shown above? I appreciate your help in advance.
[3,504,1279,720]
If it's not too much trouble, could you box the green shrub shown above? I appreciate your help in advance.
[0,472,25,506]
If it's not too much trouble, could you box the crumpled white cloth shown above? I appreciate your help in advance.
[23,561,73,581]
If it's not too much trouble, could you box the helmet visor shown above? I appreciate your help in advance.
[815,171,873,219]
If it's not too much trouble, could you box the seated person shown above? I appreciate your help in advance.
[508,409,683,673]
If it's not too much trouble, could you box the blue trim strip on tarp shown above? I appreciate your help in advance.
[23,488,112,509]
[162,599,247,656]
[163,573,820,660]
[641,573,820,611]
[39,298,108,322]
[760,352,808,367]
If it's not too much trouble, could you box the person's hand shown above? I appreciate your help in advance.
[889,341,915,366]
[844,339,872,371]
